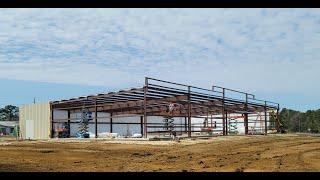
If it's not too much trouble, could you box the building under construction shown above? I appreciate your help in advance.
[19,77,281,140]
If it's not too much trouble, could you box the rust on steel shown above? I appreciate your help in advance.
[50,77,280,138]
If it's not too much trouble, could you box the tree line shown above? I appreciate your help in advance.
[0,105,19,121]
[279,108,320,133]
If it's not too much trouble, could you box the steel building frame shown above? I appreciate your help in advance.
[50,77,280,138]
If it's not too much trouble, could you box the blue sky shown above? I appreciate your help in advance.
[0,8,320,111]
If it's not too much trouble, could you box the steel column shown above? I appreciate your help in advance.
[50,104,54,138]
[95,100,98,138]
[225,110,228,135]
[244,113,249,135]
[264,101,268,135]
[143,77,148,138]
[140,116,143,135]
[188,86,191,138]
[222,88,226,135]
[110,112,113,133]
[244,93,249,135]
[67,110,71,138]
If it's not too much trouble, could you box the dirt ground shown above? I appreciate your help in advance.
[0,134,319,172]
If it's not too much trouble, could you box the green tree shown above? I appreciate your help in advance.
[279,108,320,133]
[0,105,19,121]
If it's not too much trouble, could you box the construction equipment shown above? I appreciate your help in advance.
[76,108,92,138]
[201,117,214,135]
[56,123,69,138]
[228,118,238,134]
[270,111,286,134]
[250,112,264,135]
[163,103,182,139]
[227,115,241,134]
[163,116,174,134]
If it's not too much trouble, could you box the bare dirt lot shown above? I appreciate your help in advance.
[0,134,319,172]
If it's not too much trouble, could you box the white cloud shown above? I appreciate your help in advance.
[0,8,320,99]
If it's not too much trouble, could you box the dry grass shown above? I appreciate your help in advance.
[0,134,319,172]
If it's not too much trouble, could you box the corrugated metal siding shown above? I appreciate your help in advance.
[19,102,50,139]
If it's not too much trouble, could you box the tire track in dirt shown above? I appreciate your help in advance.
[297,147,320,171]
[0,135,319,172]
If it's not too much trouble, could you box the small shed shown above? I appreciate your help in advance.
[0,121,19,135]
[19,102,51,139]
